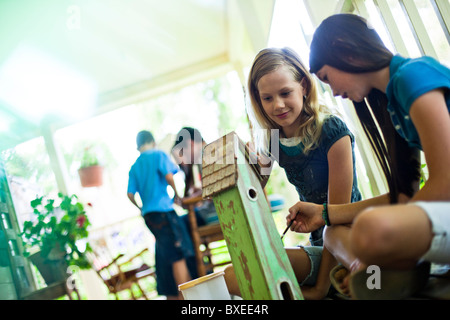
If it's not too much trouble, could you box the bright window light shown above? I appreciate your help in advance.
[365,0,396,53]
[0,44,97,123]
[268,0,311,66]
[0,113,11,132]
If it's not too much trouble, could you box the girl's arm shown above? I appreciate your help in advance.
[302,135,355,299]
[327,135,354,204]
[288,194,390,233]
[287,133,392,231]
[409,89,450,201]
[288,89,450,228]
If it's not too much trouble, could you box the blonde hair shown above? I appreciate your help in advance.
[247,47,330,155]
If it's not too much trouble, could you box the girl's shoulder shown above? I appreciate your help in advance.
[388,55,450,110]
[319,115,354,152]
[321,115,350,134]
[390,55,450,88]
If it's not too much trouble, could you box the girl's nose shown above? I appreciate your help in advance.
[274,96,284,109]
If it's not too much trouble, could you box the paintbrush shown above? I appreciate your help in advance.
[281,212,299,240]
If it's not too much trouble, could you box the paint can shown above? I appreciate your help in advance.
[178,271,231,300]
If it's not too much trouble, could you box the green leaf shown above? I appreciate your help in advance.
[30,197,43,208]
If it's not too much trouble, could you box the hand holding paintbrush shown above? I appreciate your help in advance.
[281,211,299,240]
[283,201,329,237]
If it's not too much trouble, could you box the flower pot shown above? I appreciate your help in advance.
[28,249,68,285]
[78,165,103,187]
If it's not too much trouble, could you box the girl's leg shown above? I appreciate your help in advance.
[323,225,358,270]
[299,246,337,299]
[285,247,312,282]
[350,204,433,268]
[323,225,362,295]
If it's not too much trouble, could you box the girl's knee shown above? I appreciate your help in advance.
[323,225,349,250]
[323,225,337,249]
[350,207,395,263]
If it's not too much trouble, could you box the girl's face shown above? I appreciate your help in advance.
[315,65,371,102]
[257,65,306,138]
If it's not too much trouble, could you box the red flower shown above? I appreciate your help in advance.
[76,215,86,228]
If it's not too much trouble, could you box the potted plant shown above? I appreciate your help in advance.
[20,193,92,284]
[78,146,104,187]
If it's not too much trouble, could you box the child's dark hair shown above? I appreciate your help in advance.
[310,14,421,202]
[173,127,203,150]
[136,130,155,150]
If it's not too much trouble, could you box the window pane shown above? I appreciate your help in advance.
[1,138,58,226]
[366,0,397,52]
[415,0,450,65]
[386,0,422,57]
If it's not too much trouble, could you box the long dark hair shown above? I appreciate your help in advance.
[310,14,420,202]
[354,90,420,202]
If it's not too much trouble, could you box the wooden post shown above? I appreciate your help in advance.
[202,132,303,300]
[182,196,207,277]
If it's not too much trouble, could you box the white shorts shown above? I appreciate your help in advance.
[415,201,450,264]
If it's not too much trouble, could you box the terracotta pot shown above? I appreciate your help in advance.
[78,165,104,187]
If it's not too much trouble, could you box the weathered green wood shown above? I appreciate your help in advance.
[0,159,35,299]
[203,132,303,300]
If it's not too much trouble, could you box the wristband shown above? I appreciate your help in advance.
[322,203,331,226]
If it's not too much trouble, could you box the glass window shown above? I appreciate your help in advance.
[414,0,450,65]
[268,0,311,66]
[1,138,58,226]
[366,0,397,53]
[386,0,422,57]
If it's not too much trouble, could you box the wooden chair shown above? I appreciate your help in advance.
[183,196,231,277]
[89,248,156,300]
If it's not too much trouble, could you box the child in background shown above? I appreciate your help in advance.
[127,130,195,299]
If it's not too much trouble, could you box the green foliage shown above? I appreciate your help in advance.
[80,146,99,168]
[1,142,56,194]
[20,193,92,269]
[420,163,428,189]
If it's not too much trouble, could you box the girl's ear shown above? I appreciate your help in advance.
[300,77,309,95]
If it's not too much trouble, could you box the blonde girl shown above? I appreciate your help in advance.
[226,47,361,299]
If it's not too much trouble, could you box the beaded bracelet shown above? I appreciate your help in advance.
[322,203,331,226]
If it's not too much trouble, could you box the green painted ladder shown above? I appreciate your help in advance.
[202,132,303,300]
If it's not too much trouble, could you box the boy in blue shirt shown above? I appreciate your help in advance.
[127,130,194,299]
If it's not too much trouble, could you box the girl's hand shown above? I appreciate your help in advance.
[287,201,325,233]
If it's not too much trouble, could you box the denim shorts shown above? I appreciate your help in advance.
[299,245,323,286]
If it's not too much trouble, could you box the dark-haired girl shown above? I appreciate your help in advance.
[287,13,450,298]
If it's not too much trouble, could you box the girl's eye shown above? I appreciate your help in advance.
[281,91,291,97]
[262,96,271,101]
